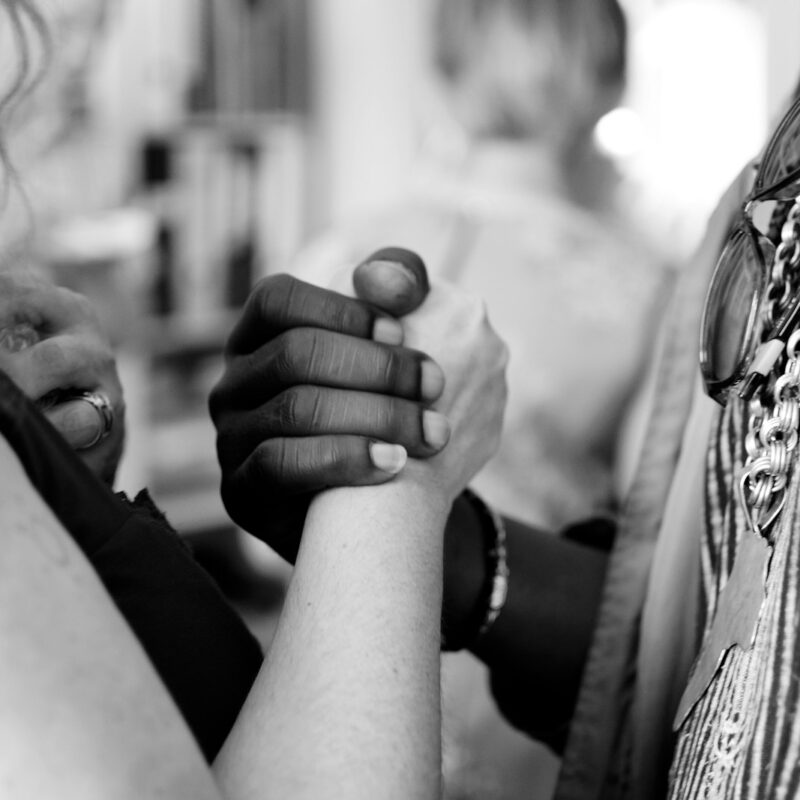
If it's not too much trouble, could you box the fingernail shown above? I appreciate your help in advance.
[370,442,408,474]
[354,258,423,317]
[420,360,445,401]
[364,259,415,285]
[373,316,404,345]
[56,405,99,450]
[423,410,450,450]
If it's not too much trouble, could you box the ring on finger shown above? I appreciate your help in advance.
[75,391,114,450]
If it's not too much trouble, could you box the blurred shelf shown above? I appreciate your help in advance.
[183,110,303,135]
[133,309,240,357]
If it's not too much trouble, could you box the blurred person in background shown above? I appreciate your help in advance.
[0,4,508,797]
[0,261,509,800]
[292,2,673,794]
[295,0,673,533]
[218,79,800,798]
[13,2,800,800]
[1,10,512,798]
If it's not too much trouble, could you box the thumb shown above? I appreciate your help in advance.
[353,247,430,316]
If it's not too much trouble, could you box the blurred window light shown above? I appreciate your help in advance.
[593,107,645,159]
[624,0,767,253]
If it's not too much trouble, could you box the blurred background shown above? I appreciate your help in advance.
[2,0,799,798]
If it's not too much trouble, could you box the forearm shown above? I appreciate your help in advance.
[215,466,448,799]
[0,366,262,761]
[0,438,221,800]
[443,494,609,747]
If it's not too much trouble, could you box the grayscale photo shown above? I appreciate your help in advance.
[0,1,797,798]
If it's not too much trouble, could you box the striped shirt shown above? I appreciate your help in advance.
[669,398,800,797]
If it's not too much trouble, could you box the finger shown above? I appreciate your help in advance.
[0,322,40,353]
[231,435,409,496]
[211,329,446,413]
[42,397,106,450]
[352,248,430,317]
[0,272,96,330]
[1,334,111,399]
[226,273,404,356]
[217,387,451,468]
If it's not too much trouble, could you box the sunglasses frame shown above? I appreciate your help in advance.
[700,95,800,405]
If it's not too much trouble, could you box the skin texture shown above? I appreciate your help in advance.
[0,436,219,800]
[212,251,612,746]
[0,252,508,799]
[215,276,507,800]
[209,251,448,561]
[0,270,124,484]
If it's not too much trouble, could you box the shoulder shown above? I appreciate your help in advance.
[290,199,463,287]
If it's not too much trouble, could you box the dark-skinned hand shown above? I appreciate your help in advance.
[209,248,443,562]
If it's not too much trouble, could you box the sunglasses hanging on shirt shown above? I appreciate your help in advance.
[700,95,800,405]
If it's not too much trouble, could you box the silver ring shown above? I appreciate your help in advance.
[75,391,114,450]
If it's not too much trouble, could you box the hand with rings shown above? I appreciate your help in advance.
[47,390,116,451]
[0,271,125,485]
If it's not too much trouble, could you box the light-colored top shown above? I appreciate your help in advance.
[294,143,673,530]
[554,164,751,799]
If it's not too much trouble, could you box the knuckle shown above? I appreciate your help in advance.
[271,387,304,430]
[380,397,413,441]
[302,328,326,376]
[254,439,294,483]
[327,295,370,336]
[269,330,306,384]
[305,387,327,430]
[271,386,328,433]
[34,339,69,376]
[381,348,402,390]
[262,272,294,302]
[255,273,295,322]
[310,436,347,472]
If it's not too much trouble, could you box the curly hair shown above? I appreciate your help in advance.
[0,0,48,234]
[0,0,49,178]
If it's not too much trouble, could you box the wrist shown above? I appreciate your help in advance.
[441,489,508,652]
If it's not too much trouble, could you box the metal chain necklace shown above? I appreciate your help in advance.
[739,198,800,536]
[675,195,800,727]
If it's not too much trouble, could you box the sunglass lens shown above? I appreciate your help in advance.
[756,99,800,199]
[702,228,764,389]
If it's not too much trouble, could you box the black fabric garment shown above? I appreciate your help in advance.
[0,370,262,760]
[490,517,616,753]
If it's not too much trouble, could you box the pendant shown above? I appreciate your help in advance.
[674,528,771,730]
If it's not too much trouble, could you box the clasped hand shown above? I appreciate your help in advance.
[0,271,124,485]
[210,248,508,560]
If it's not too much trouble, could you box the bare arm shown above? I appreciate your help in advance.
[0,419,451,800]
[215,477,449,799]
[215,284,507,799]
[0,436,219,800]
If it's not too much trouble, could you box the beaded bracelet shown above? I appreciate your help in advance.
[441,488,509,652]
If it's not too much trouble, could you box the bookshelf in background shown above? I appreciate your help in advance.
[141,113,306,325]
[131,0,310,533]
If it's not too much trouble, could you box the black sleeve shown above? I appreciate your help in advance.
[488,516,615,753]
[0,370,263,760]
